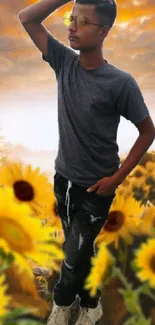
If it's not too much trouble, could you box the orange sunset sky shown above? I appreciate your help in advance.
[0,0,155,176]
[1,0,155,93]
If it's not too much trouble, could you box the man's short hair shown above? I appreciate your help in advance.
[75,0,117,29]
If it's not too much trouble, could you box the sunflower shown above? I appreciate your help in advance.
[0,162,54,217]
[125,168,150,201]
[0,187,64,272]
[134,238,155,288]
[45,217,64,244]
[95,194,144,249]
[45,200,60,226]
[145,161,155,176]
[0,237,35,280]
[116,177,134,198]
[139,205,155,236]
[84,243,113,297]
[0,239,48,306]
[132,177,150,198]
[0,274,10,320]
[43,199,64,243]
[129,165,147,179]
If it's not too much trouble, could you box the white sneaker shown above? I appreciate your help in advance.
[75,302,103,325]
[47,302,72,325]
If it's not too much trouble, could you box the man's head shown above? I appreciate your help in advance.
[65,0,117,52]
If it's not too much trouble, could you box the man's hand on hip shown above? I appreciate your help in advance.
[87,176,119,196]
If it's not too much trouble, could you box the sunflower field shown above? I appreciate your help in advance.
[0,151,155,325]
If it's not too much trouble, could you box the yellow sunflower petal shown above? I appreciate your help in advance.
[0,187,64,272]
[0,274,10,317]
[139,206,155,235]
[84,243,112,297]
[134,238,155,288]
[11,162,23,179]
[0,164,14,186]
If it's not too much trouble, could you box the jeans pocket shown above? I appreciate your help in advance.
[54,174,67,202]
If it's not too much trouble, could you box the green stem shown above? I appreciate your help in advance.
[136,284,155,301]
[115,267,131,290]
[114,267,149,322]
[122,241,128,274]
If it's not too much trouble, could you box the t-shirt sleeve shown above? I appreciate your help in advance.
[116,74,150,124]
[42,32,75,78]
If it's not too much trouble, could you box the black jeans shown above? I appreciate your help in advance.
[53,172,115,308]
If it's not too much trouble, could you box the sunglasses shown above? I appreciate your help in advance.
[63,11,105,30]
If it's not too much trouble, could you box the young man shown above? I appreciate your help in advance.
[18,0,155,324]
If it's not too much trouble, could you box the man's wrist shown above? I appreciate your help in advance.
[111,171,126,186]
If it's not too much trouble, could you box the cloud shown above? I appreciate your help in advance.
[0,0,154,93]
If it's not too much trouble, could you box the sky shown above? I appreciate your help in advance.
[0,0,155,175]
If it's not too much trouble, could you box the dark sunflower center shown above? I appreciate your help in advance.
[104,211,124,232]
[13,180,34,201]
[146,176,155,186]
[134,170,143,178]
[150,255,155,272]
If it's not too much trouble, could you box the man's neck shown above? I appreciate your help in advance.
[79,52,106,70]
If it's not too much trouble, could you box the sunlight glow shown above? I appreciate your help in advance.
[133,0,147,6]
[116,22,129,29]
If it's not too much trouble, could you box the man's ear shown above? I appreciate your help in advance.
[100,25,110,40]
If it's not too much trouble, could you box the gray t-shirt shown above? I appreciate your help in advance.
[42,33,150,187]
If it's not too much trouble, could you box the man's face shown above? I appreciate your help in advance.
[67,3,108,51]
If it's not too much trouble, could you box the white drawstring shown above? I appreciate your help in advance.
[65,180,72,226]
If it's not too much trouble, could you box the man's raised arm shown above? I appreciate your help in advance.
[18,0,70,24]
[17,0,71,58]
